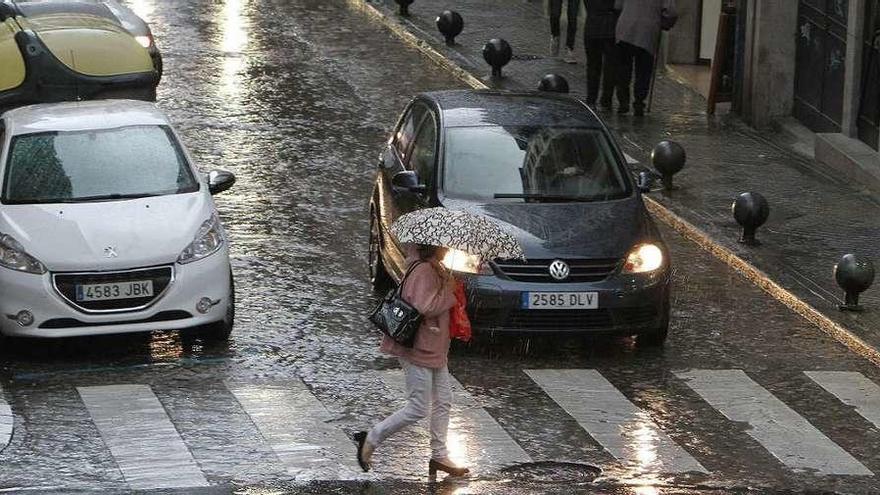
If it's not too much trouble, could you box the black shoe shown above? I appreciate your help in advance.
[428,458,470,478]
[633,106,645,117]
[354,431,371,472]
[617,106,630,115]
[599,100,613,111]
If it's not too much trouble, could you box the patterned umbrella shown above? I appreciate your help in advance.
[390,207,525,260]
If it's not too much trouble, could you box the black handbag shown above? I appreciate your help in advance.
[368,262,424,347]
[660,8,678,31]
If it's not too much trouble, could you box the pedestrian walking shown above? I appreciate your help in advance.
[355,244,470,479]
[549,0,581,63]
[583,0,620,110]
[614,0,677,116]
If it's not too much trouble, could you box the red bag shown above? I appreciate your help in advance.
[449,280,472,342]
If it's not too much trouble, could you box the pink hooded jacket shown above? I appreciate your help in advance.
[379,257,457,369]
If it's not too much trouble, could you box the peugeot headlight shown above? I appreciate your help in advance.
[622,243,664,274]
[177,214,225,264]
[135,35,152,48]
[0,233,46,274]
[441,249,492,275]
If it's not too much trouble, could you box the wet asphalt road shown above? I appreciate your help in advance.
[2,1,880,494]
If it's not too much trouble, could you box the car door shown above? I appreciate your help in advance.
[375,101,437,278]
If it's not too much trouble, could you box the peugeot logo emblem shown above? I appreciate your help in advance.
[104,246,118,258]
[392,307,405,319]
[549,259,570,281]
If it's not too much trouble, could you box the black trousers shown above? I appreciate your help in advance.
[549,0,580,49]
[617,41,654,110]
[584,37,618,106]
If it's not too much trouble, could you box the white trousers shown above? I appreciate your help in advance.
[367,359,452,460]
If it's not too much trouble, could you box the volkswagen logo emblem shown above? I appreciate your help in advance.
[548,259,570,281]
[104,246,118,258]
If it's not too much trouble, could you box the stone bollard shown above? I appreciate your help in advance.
[834,254,875,311]
[436,11,463,46]
[394,0,414,16]
[731,192,770,246]
[482,38,512,79]
[538,74,569,93]
[650,140,685,191]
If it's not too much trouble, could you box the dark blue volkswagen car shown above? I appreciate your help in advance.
[368,90,671,346]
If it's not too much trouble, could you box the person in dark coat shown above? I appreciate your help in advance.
[615,0,677,116]
[582,0,620,110]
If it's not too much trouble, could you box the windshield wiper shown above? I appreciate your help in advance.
[57,193,162,203]
[493,193,596,202]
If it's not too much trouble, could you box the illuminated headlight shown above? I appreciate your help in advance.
[135,35,152,48]
[0,233,46,274]
[178,214,225,264]
[441,249,491,275]
[622,243,664,274]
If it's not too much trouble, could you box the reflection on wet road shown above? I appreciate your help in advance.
[1,1,880,493]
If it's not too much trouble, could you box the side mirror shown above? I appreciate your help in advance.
[637,171,655,193]
[207,169,236,195]
[391,170,427,195]
[0,3,15,20]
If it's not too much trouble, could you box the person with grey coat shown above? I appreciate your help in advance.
[614,0,677,116]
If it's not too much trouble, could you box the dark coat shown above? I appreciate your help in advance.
[583,0,619,40]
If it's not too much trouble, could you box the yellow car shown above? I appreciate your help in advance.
[0,1,159,109]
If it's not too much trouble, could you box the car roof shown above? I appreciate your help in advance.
[2,100,170,136]
[421,90,604,129]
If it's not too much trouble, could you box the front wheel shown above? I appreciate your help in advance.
[636,303,669,348]
[369,212,392,291]
[194,273,235,341]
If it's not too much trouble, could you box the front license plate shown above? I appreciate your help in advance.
[522,292,599,310]
[76,280,154,301]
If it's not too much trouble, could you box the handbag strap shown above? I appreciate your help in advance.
[394,260,425,298]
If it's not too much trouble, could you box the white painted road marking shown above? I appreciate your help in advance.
[77,384,208,489]
[806,371,880,429]
[624,153,639,165]
[678,369,872,476]
[228,382,363,480]
[379,370,531,474]
[526,369,707,474]
[0,384,11,453]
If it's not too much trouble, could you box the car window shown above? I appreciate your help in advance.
[393,103,427,162]
[2,125,199,204]
[442,126,630,202]
[408,113,437,188]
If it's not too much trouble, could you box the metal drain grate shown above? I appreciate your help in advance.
[500,461,602,483]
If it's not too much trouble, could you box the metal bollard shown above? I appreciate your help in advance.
[731,192,770,246]
[650,140,686,190]
[834,254,875,311]
[482,38,512,79]
[394,0,414,16]
[538,74,569,93]
[436,11,463,46]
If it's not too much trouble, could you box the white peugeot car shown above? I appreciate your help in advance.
[0,100,235,339]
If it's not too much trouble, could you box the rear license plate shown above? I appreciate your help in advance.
[522,292,598,309]
[76,280,154,301]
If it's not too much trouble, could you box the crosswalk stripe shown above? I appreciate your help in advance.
[0,385,11,452]
[526,369,707,474]
[227,382,363,480]
[378,369,531,474]
[77,384,209,489]
[677,369,872,476]
[806,371,880,429]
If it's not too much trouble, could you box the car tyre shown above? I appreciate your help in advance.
[637,303,669,348]
[369,212,392,291]
[196,272,235,341]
